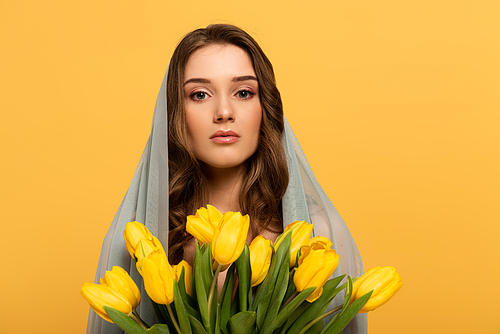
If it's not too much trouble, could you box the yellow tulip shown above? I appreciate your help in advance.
[307,236,333,249]
[298,239,333,266]
[81,282,133,323]
[141,250,176,304]
[99,266,141,309]
[173,260,193,296]
[194,204,223,229]
[123,221,154,259]
[249,236,273,286]
[293,247,339,302]
[134,237,166,275]
[350,266,403,313]
[186,205,223,245]
[274,221,314,267]
[211,211,250,266]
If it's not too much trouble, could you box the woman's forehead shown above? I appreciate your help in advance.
[184,44,256,84]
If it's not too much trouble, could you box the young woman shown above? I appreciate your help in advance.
[88,24,367,334]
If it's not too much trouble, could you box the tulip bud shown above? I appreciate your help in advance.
[100,266,141,309]
[249,236,273,286]
[142,250,176,305]
[212,211,250,266]
[350,266,403,313]
[81,282,133,323]
[294,247,339,302]
[274,221,314,267]
[173,260,193,296]
[123,221,154,260]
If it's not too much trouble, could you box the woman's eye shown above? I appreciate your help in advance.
[190,91,208,100]
[236,90,255,99]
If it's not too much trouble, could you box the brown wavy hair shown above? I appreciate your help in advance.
[167,24,289,264]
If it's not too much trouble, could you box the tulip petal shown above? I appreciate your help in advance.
[293,248,339,302]
[212,212,249,265]
[350,266,380,303]
[123,222,153,258]
[173,260,193,297]
[361,280,403,312]
[351,266,403,313]
[186,216,214,245]
[289,223,314,267]
[142,251,175,305]
[249,236,272,287]
[206,204,223,228]
[103,266,141,309]
[81,283,132,323]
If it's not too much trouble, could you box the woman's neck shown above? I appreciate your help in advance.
[201,163,246,214]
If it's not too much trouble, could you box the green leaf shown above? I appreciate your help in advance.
[275,287,315,328]
[176,267,188,303]
[255,291,272,330]
[285,275,345,334]
[332,276,353,326]
[220,264,235,334]
[304,320,324,334]
[158,304,176,333]
[189,314,209,334]
[259,246,291,334]
[194,244,210,333]
[282,268,297,305]
[209,277,218,334]
[250,248,276,311]
[148,324,171,334]
[174,280,193,334]
[269,233,292,290]
[203,243,215,292]
[151,300,167,324]
[103,306,147,334]
[176,267,200,317]
[321,290,373,334]
[230,290,239,318]
[279,302,310,334]
[227,311,256,334]
[235,244,251,312]
[253,232,291,315]
[155,304,172,332]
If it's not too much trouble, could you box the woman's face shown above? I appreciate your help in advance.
[183,44,262,170]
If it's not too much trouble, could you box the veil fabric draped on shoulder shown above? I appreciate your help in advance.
[87,69,367,334]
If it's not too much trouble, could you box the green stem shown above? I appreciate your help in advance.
[208,263,223,320]
[166,303,182,334]
[297,305,343,334]
[129,310,148,331]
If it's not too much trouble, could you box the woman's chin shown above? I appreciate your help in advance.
[199,158,250,172]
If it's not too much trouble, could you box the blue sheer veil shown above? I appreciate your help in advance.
[87,68,367,334]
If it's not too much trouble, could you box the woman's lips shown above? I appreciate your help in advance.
[210,130,240,144]
[211,136,240,143]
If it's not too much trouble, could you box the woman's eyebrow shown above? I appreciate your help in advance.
[183,76,257,86]
[233,75,257,82]
[184,78,211,86]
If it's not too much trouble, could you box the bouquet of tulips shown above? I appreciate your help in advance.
[82,205,403,334]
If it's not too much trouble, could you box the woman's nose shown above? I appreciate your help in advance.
[213,98,235,123]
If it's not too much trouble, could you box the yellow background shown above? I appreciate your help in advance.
[1,0,498,332]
